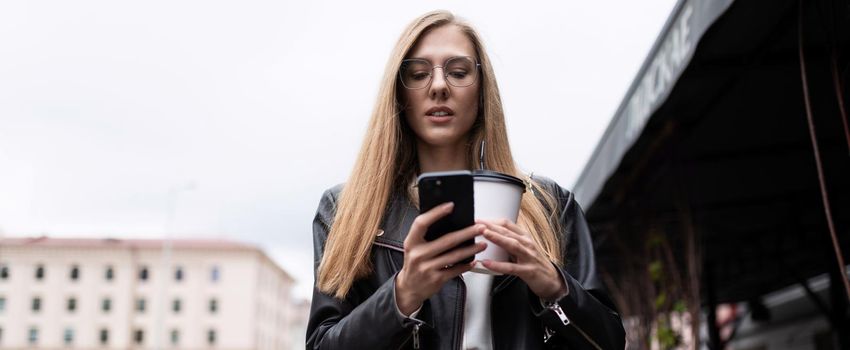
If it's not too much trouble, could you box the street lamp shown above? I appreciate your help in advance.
[155,182,196,350]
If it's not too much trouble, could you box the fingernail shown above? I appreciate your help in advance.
[444,202,455,209]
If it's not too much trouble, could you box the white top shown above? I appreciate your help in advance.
[461,271,494,350]
[395,272,495,350]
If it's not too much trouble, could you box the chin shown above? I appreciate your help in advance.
[420,132,466,147]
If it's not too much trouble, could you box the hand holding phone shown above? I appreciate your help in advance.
[395,201,485,316]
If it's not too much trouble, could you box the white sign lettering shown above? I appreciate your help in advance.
[625,5,694,141]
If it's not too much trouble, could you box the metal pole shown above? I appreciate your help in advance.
[798,0,850,304]
[705,263,721,350]
[829,265,850,350]
[155,183,195,350]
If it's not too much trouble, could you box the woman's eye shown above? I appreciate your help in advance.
[411,72,430,80]
[449,71,468,79]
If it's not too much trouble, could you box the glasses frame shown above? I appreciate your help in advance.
[398,56,481,90]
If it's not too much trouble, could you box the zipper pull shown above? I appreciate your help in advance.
[547,302,570,326]
[412,323,421,349]
[543,300,604,350]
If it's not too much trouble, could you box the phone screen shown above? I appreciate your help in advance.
[417,171,475,263]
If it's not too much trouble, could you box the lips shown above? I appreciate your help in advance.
[425,106,455,117]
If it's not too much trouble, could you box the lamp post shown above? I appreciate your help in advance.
[154,182,196,350]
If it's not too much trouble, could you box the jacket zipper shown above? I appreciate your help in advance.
[397,318,424,350]
[570,323,603,350]
[544,302,603,350]
[412,322,421,349]
[547,302,570,326]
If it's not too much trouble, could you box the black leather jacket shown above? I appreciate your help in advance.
[307,176,626,349]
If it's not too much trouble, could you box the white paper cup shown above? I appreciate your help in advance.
[471,170,525,275]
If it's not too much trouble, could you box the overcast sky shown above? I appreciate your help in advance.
[0,0,677,300]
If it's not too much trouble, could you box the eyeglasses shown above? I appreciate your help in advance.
[399,56,480,89]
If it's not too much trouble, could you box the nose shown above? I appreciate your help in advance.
[428,66,450,100]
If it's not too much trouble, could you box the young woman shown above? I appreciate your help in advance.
[307,10,625,350]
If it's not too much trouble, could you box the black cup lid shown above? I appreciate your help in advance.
[472,170,526,191]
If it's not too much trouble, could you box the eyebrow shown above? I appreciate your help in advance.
[405,55,476,63]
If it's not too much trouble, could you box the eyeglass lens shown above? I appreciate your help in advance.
[400,57,478,89]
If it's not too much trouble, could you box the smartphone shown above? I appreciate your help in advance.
[417,170,475,264]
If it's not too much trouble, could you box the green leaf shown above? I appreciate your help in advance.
[657,325,679,349]
[673,300,687,313]
[649,261,663,281]
[647,233,665,247]
[654,293,667,310]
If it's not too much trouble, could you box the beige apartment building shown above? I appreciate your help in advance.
[0,236,301,350]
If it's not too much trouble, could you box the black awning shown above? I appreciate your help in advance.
[574,0,735,208]
[574,0,850,305]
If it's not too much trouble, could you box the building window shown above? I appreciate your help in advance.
[0,296,5,313]
[170,329,179,346]
[99,328,109,345]
[102,298,111,313]
[172,298,181,313]
[138,266,149,281]
[134,329,144,345]
[136,298,146,313]
[0,264,8,280]
[67,297,77,312]
[0,327,3,344]
[105,266,114,281]
[63,328,74,345]
[28,327,38,345]
[175,266,184,282]
[207,329,216,346]
[69,265,80,281]
[31,297,41,312]
[209,298,218,314]
[210,266,220,282]
[35,264,44,281]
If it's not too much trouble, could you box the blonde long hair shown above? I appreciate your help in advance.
[317,10,562,299]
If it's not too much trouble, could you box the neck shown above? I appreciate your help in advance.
[416,139,470,173]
